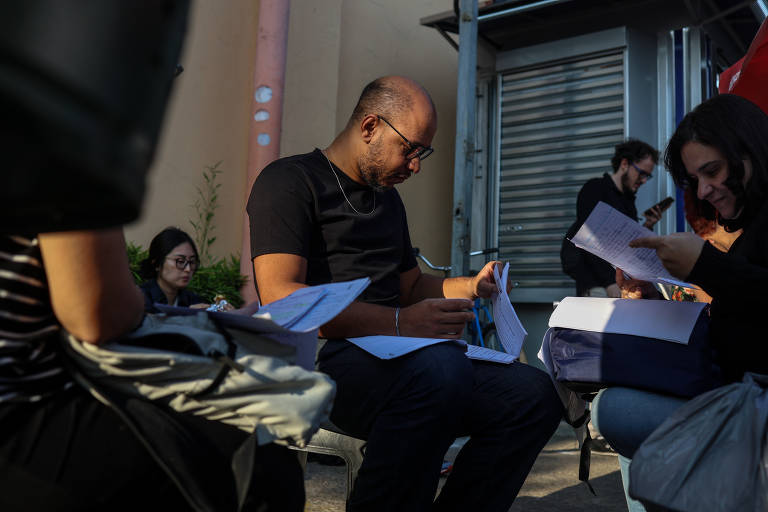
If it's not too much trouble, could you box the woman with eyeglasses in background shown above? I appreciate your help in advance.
[139,227,208,312]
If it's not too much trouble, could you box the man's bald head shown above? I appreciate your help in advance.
[350,76,436,126]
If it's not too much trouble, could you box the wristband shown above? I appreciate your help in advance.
[395,306,401,336]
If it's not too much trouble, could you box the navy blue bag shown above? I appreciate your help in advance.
[549,310,723,398]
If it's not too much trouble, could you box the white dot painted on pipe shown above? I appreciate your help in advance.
[257,133,271,146]
[254,86,273,103]
[254,109,270,121]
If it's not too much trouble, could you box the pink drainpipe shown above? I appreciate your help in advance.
[239,0,290,304]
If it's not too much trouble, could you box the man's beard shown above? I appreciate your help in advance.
[356,138,389,191]
[620,172,637,198]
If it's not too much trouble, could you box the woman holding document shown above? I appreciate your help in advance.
[591,93,768,512]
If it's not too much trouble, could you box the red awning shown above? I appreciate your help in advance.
[719,17,768,115]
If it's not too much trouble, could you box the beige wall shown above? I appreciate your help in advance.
[282,0,459,269]
[125,1,259,260]
[130,0,459,268]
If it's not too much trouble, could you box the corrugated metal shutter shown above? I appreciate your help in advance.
[498,49,625,300]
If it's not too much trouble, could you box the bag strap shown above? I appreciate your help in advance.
[578,426,596,496]
[189,313,245,398]
[201,313,263,511]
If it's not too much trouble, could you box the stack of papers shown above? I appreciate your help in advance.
[157,277,370,369]
[491,262,527,358]
[570,201,693,287]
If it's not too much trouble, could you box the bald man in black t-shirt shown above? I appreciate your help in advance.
[247,76,562,511]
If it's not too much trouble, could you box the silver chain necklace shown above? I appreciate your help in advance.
[321,150,376,216]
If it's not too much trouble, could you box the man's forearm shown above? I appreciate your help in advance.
[320,301,397,338]
[441,276,475,299]
[400,272,445,305]
[400,272,474,305]
[320,295,474,340]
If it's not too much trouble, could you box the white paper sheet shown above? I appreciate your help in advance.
[346,335,458,359]
[253,277,370,332]
[491,262,527,358]
[251,287,327,327]
[347,336,517,364]
[570,201,692,288]
[156,277,371,370]
[465,344,517,364]
[261,331,319,370]
[548,296,707,345]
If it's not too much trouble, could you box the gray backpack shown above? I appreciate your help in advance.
[64,311,335,447]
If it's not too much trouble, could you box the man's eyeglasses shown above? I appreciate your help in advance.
[631,162,654,180]
[168,256,199,271]
[377,115,434,161]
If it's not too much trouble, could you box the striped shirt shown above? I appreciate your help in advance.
[0,235,72,402]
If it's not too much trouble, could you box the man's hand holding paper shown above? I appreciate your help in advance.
[468,260,508,298]
[399,298,474,339]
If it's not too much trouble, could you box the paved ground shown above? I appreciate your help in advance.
[303,422,627,511]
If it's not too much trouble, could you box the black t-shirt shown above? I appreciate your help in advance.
[247,149,417,306]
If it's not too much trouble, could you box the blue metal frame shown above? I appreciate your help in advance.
[673,29,687,233]
[466,298,498,349]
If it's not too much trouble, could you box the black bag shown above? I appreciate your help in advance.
[629,372,768,511]
[560,236,582,280]
[549,309,723,398]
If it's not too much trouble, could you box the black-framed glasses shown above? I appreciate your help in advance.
[167,256,199,271]
[631,162,654,180]
[376,115,434,161]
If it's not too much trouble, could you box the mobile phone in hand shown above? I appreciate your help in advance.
[644,197,674,217]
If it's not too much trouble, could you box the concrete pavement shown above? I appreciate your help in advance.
[303,422,628,511]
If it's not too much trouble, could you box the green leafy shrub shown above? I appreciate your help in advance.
[127,242,148,285]
[188,256,246,308]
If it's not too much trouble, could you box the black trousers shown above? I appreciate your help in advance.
[0,386,304,512]
[318,340,563,512]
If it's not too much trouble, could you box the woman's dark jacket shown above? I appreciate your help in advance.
[139,279,206,313]
[687,202,768,381]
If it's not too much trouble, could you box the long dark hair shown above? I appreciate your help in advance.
[664,94,768,232]
[139,227,199,280]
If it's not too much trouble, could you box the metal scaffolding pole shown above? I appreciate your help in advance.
[450,0,478,278]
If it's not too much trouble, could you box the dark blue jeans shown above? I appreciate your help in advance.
[318,340,563,512]
[592,387,688,512]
